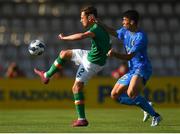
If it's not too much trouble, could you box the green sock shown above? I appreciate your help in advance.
[74,92,85,119]
[46,56,65,78]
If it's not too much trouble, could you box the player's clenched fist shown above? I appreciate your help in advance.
[58,33,64,40]
[107,48,115,57]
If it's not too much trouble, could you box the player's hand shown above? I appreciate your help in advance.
[58,33,64,40]
[107,48,115,57]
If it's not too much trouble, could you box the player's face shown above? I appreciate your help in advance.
[122,17,131,29]
[80,11,89,28]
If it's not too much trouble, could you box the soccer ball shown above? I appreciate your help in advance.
[28,40,45,56]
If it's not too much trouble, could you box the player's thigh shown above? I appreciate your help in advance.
[75,63,103,83]
[111,83,128,98]
[127,75,144,98]
[116,72,132,86]
[71,49,89,65]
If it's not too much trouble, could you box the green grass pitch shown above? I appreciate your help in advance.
[0,108,179,133]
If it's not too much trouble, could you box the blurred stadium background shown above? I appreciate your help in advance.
[0,0,180,132]
[0,0,179,77]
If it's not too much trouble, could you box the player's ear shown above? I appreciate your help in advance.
[88,14,95,22]
[130,20,135,25]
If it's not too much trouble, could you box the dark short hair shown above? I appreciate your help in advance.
[122,10,139,24]
[81,5,97,18]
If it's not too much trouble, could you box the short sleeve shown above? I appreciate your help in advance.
[88,25,97,35]
[116,27,126,40]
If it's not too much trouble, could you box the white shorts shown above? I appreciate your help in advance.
[71,49,104,83]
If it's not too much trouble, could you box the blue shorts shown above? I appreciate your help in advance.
[117,68,152,86]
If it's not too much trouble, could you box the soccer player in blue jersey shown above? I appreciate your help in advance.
[97,10,161,126]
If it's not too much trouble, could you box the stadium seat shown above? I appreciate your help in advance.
[178,59,180,70]
[4,45,18,59]
[23,32,31,45]
[121,3,133,12]
[168,18,179,32]
[95,4,106,16]
[19,58,32,71]
[0,34,4,45]
[155,18,167,32]
[148,45,159,57]
[51,19,63,32]
[1,3,13,16]
[134,3,147,16]
[51,3,65,17]
[0,33,10,46]
[40,33,50,43]
[164,57,176,70]
[173,44,180,56]
[63,19,75,33]
[173,32,180,44]
[147,3,160,16]
[0,47,5,59]
[15,3,27,16]
[155,68,167,76]
[18,45,29,58]
[174,3,180,15]
[65,4,79,16]
[28,3,39,16]
[141,18,154,32]
[24,19,36,32]
[148,32,158,45]
[108,4,119,16]
[103,18,113,26]
[161,3,173,16]
[11,19,24,32]
[159,32,171,46]
[0,19,10,33]
[151,58,163,69]
[164,57,178,75]
[37,19,49,32]
[10,32,23,46]
[160,45,170,57]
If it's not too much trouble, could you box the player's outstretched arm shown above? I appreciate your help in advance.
[96,19,117,37]
[107,48,135,60]
[58,31,95,41]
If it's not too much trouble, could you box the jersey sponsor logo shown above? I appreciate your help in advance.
[131,39,135,46]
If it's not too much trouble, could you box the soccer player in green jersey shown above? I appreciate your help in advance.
[34,6,111,127]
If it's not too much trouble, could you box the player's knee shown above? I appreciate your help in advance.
[72,82,84,93]
[111,92,118,100]
[127,90,136,99]
[72,85,81,93]
[60,50,71,59]
[59,50,64,58]
[59,50,66,58]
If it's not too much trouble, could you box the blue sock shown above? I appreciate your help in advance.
[118,93,136,105]
[133,95,157,116]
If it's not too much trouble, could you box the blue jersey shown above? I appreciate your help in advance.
[116,27,152,73]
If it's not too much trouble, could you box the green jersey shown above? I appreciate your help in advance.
[88,23,111,66]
